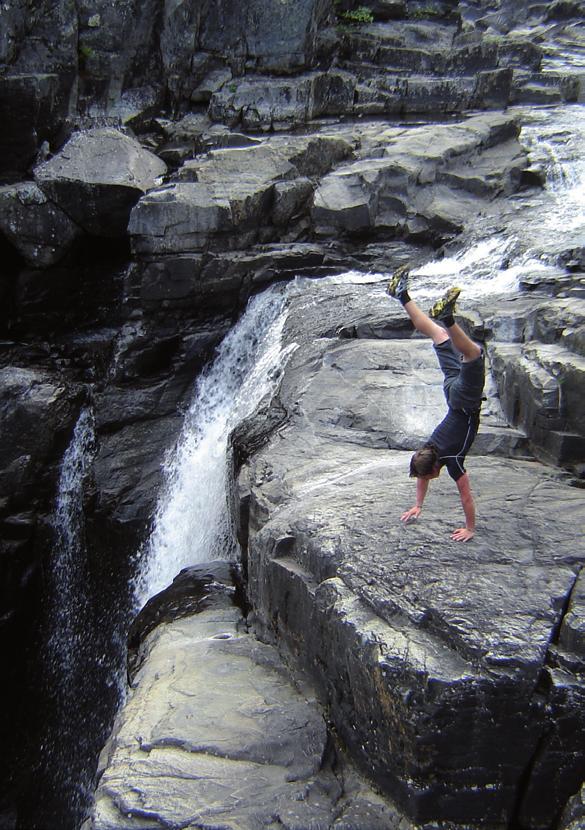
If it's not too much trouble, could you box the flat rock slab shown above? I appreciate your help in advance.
[237,279,585,826]
[34,128,166,237]
[90,567,409,830]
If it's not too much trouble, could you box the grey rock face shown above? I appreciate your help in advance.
[129,135,353,255]
[76,0,161,105]
[312,112,526,243]
[235,278,585,826]
[34,128,167,237]
[490,300,585,466]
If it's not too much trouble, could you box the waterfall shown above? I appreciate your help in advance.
[35,406,103,828]
[134,283,296,607]
[521,106,585,235]
[48,407,96,675]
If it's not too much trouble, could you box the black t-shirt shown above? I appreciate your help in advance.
[428,407,480,482]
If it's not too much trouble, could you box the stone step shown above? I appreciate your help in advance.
[353,68,512,114]
[512,69,581,103]
[341,40,499,75]
[490,341,585,465]
[512,82,564,104]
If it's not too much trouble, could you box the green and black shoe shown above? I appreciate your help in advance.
[386,264,410,300]
[428,286,461,321]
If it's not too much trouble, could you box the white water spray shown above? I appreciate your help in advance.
[135,284,295,607]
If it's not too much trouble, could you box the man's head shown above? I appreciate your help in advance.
[409,445,440,479]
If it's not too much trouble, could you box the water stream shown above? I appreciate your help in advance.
[134,283,297,607]
[26,409,102,829]
[405,104,585,300]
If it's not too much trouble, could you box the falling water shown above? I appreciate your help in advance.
[48,408,96,674]
[134,283,296,607]
[24,404,134,830]
[520,105,585,235]
[26,406,106,830]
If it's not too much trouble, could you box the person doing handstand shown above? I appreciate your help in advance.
[386,265,485,542]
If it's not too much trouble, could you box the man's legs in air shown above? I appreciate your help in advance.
[386,265,449,346]
[387,266,481,362]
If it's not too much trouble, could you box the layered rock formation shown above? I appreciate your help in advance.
[0,0,584,828]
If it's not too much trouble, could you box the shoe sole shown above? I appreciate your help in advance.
[386,265,410,298]
[429,286,461,319]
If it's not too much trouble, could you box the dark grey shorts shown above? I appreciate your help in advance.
[434,340,485,411]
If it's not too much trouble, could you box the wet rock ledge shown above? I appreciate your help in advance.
[235,278,585,828]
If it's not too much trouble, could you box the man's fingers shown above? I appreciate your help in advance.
[401,508,419,523]
[451,528,474,542]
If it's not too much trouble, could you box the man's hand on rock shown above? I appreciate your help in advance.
[451,527,474,542]
[401,506,421,524]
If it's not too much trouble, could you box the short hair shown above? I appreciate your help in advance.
[409,444,439,477]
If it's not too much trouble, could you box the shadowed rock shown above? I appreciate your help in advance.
[0,181,82,267]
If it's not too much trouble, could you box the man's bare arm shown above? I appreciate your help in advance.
[401,477,429,523]
[453,472,475,541]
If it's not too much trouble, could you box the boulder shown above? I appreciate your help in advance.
[0,181,82,267]
[34,128,167,237]
[89,562,407,830]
